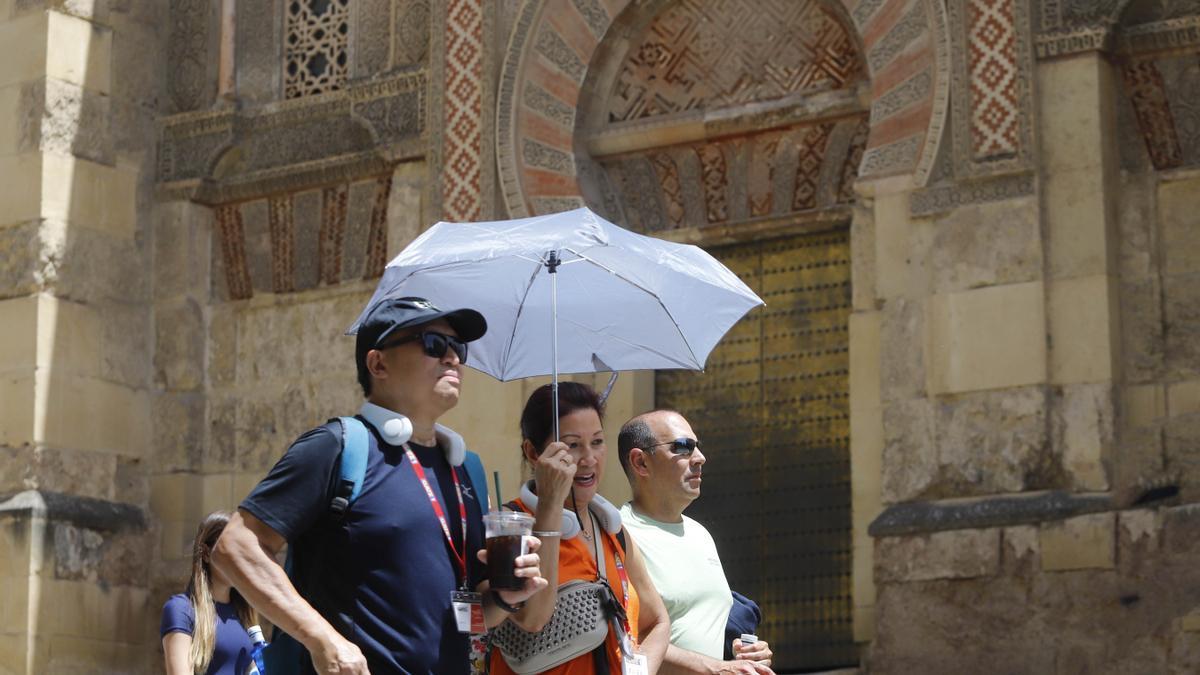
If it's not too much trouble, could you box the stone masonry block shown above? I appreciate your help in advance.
[1118,381,1156,427]
[850,203,877,312]
[154,201,213,303]
[27,446,117,502]
[881,397,935,503]
[0,295,37,372]
[929,196,1042,294]
[849,310,881,414]
[39,578,147,644]
[1160,177,1200,278]
[873,191,911,302]
[1002,525,1039,574]
[298,292,361,376]
[880,296,924,402]
[0,371,36,446]
[1166,413,1200,502]
[1045,165,1113,281]
[1039,53,1114,174]
[154,298,204,391]
[926,282,1047,394]
[0,221,42,298]
[1118,508,1160,576]
[208,307,236,388]
[875,528,1000,582]
[1049,275,1118,384]
[41,154,137,237]
[150,392,205,473]
[0,84,23,156]
[936,386,1051,496]
[1164,273,1200,379]
[1052,383,1113,491]
[0,12,48,89]
[1117,170,1157,281]
[387,160,425,258]
[1169,380,1200,417]
[37,221,148,305]
[45,10,112,94]
[0,154,43,227]
[1121,276,1164,383]
[38,77,113,164]
[1040,512,1115,571]
[40,371,150,455]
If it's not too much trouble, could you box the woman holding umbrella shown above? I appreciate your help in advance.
[489,382,670,675]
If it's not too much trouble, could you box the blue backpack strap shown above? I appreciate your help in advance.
[265,417,367,674]
[462,450,490,513]
[330,416,370,516]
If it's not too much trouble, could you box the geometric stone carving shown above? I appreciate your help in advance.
[498,0,943,217]
[158,71,424,203]
[1120,58,1183,170]
[966,0,1021,159]
[607,0,861,122]
[598,114,867,233]
[442,0,485,221]
[215,204,252,301]
[167,0,214,112]
[211,177,392,301]
[948,0,1034,176]
[284,0,351,99]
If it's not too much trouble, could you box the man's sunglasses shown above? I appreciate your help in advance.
[379,331,468,364]
[646,437,700,456]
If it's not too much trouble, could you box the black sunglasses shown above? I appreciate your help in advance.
[379,331,468,364]
[646,437,700,456]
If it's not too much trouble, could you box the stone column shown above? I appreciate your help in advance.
[1039,52,1121,492]
[0,2,160,672]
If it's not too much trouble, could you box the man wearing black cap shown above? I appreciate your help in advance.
[213,297,547,675]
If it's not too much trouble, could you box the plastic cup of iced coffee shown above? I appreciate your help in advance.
[483,511,534,590]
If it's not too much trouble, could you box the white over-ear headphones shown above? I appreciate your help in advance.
[380,416,413,446]
[360,401,413,445]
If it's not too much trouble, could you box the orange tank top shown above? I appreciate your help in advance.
[488,499,640,675]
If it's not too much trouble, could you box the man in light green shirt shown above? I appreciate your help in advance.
[618,410,774,675]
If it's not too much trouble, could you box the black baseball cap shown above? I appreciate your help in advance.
[355,297,487,373]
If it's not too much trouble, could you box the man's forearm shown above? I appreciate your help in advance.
[211,525,339,650]
[660,644,721,675]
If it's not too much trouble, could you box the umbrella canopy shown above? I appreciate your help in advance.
[348,207,764,381]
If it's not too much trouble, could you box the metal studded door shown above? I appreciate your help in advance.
[655,229,854,671]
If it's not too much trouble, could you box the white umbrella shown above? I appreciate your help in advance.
[348,207,764,435]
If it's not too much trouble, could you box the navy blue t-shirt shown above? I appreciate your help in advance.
[160,594,253,675]
[240,418,486,675]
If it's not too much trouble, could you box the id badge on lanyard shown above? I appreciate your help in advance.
[452,590,485,634]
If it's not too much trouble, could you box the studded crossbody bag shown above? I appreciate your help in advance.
[489,512,628,674]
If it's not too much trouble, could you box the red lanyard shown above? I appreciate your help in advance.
[404,445,468,586]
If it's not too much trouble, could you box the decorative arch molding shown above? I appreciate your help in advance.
[497,0,951,218]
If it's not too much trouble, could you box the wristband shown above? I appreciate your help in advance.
[532,530,561,538]
[491,590,525,613]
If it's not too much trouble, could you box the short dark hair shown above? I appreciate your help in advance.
[617,416,656,478]
[519,382,605,453]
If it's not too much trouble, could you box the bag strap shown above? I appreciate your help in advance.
[462,450,491,514]
[330,416,370,517]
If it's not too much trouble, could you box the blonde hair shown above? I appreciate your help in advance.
[187,511,258,674]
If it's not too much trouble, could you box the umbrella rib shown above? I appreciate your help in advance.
[498,261,547,377]
[573,255,705,370]
[556,314,698,370]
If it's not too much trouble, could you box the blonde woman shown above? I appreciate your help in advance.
[161,511,258,675]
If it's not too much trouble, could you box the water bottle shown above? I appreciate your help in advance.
[247,625,268,675]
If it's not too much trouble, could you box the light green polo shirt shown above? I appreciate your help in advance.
[621,503,732,659]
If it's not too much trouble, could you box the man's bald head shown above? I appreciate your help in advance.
[617,409,685,478]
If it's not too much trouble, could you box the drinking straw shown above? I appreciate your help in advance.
[493,470,504,511]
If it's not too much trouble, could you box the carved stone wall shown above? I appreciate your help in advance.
[496,0,949,220]
[211,176,392,301]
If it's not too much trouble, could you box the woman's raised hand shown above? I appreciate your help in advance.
[534,441,576,505]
